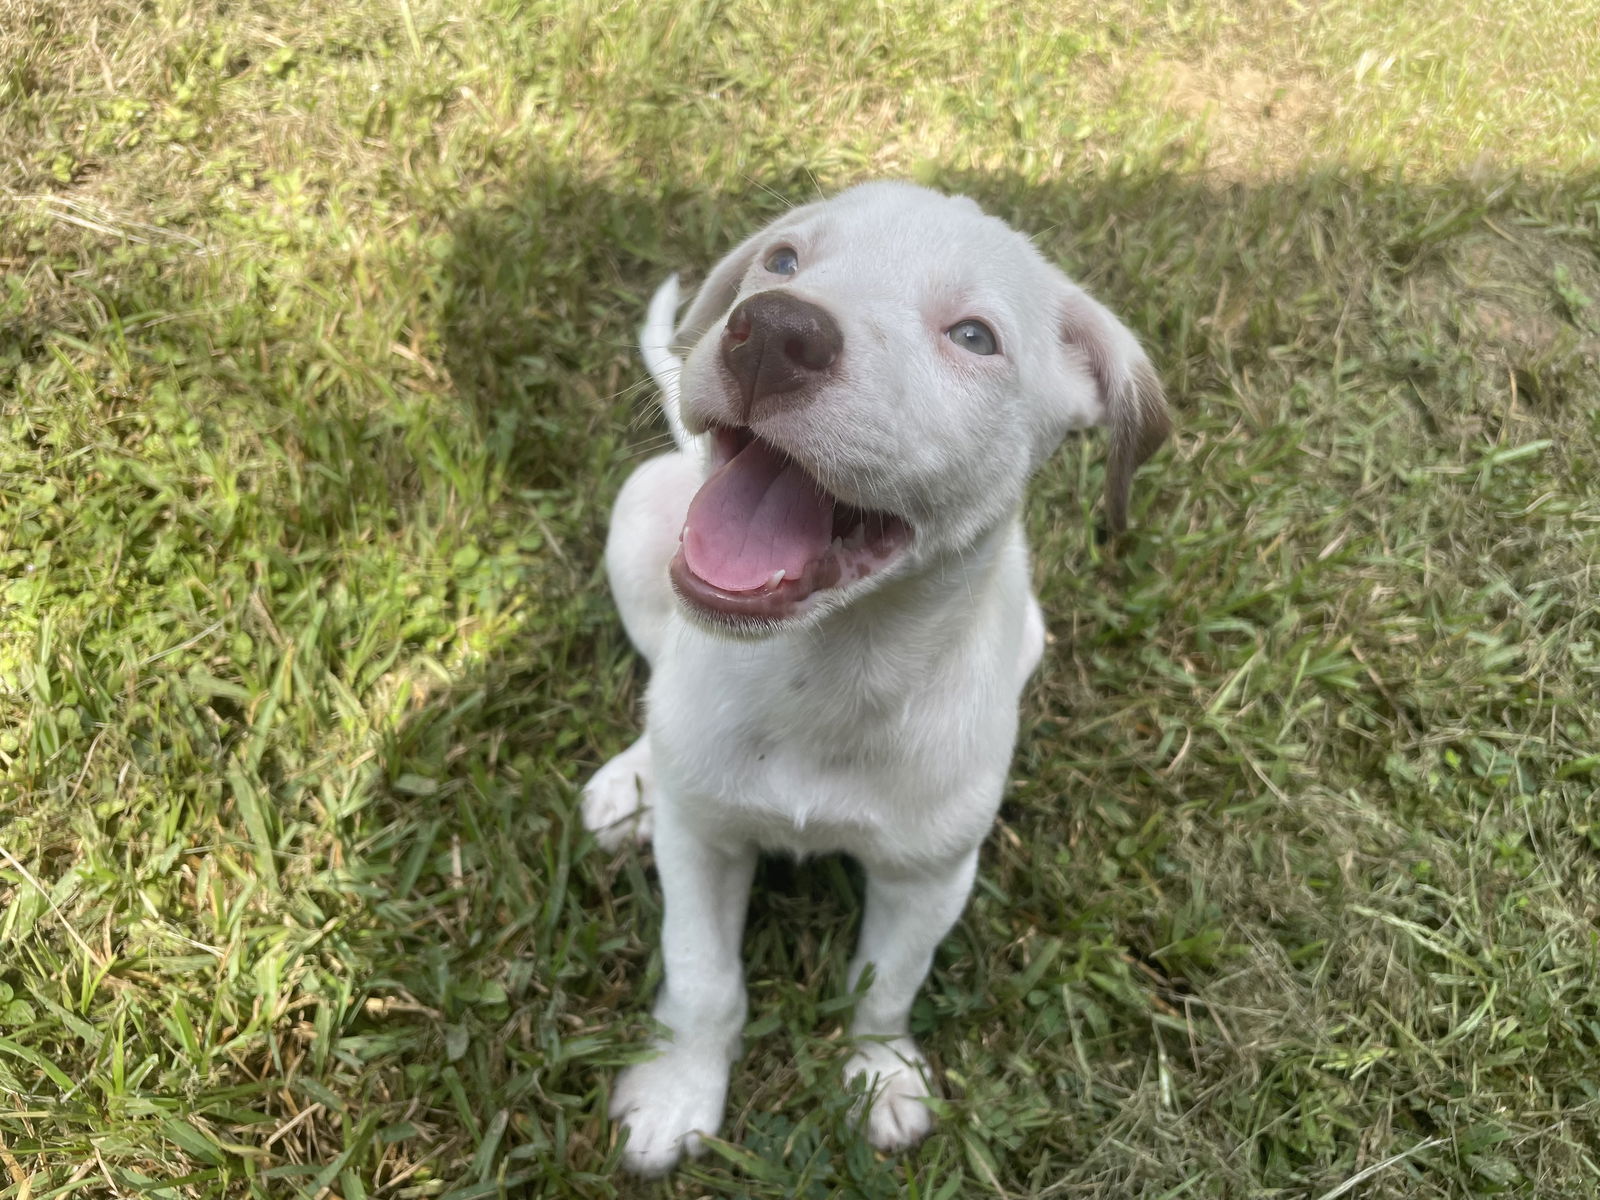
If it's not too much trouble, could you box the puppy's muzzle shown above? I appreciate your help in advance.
[721,292,842,423]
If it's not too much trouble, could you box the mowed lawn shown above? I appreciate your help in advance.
[3,0,1599,1196]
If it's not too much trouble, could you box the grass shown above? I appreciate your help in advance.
[2,0,1599,1195]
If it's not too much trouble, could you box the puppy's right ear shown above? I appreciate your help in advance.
[671,201,827,355]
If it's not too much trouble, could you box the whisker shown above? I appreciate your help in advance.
[619,435,682,462]
[625,407,669,434]
[601,376,662,407]
[802,166,825,204]
[745,173,796,212]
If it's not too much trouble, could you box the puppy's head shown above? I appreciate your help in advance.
[666,182,1168,633]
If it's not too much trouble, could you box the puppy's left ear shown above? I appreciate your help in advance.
[1059,284,1170,536]
[670,228,768,356]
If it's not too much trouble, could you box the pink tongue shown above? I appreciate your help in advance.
[682,440,833,592]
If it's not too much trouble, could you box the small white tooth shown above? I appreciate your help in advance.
[830,537,844,553]
[767,569,786,587]
[845,522,866,550]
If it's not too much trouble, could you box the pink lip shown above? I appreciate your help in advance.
[670,425,913,628]
[670,547,834,622]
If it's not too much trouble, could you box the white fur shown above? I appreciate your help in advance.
[582,182,1164,1175]
[637,273,698,461]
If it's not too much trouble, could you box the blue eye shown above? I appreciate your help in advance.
[948,319,998,355]
[765,247,799,275]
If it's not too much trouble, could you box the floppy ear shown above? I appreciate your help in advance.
[671,200,830,356]
[670,229,767,356]
[1059,285,1170,536]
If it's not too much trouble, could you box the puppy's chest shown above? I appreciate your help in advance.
[651,652,960,852]
[671,673,909,788]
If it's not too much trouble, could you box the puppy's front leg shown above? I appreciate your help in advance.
[843,849,980,1152]
[611,803,756,1176]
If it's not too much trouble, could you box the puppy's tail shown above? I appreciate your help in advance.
[640,274,693,453]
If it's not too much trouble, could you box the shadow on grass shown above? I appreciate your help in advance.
[53,160,1584,1196]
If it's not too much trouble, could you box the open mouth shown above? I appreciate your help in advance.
[670,425,912,624]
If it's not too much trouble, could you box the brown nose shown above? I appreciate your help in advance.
[720,292,843,421]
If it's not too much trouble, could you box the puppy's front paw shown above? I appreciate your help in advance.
[610,1047,731,1176]
[582,739,655,850]
[844,1039,935,1152]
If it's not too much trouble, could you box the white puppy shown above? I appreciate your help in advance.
[582,182,1168,1175]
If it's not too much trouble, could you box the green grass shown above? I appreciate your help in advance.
[3,0,1599,1195]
